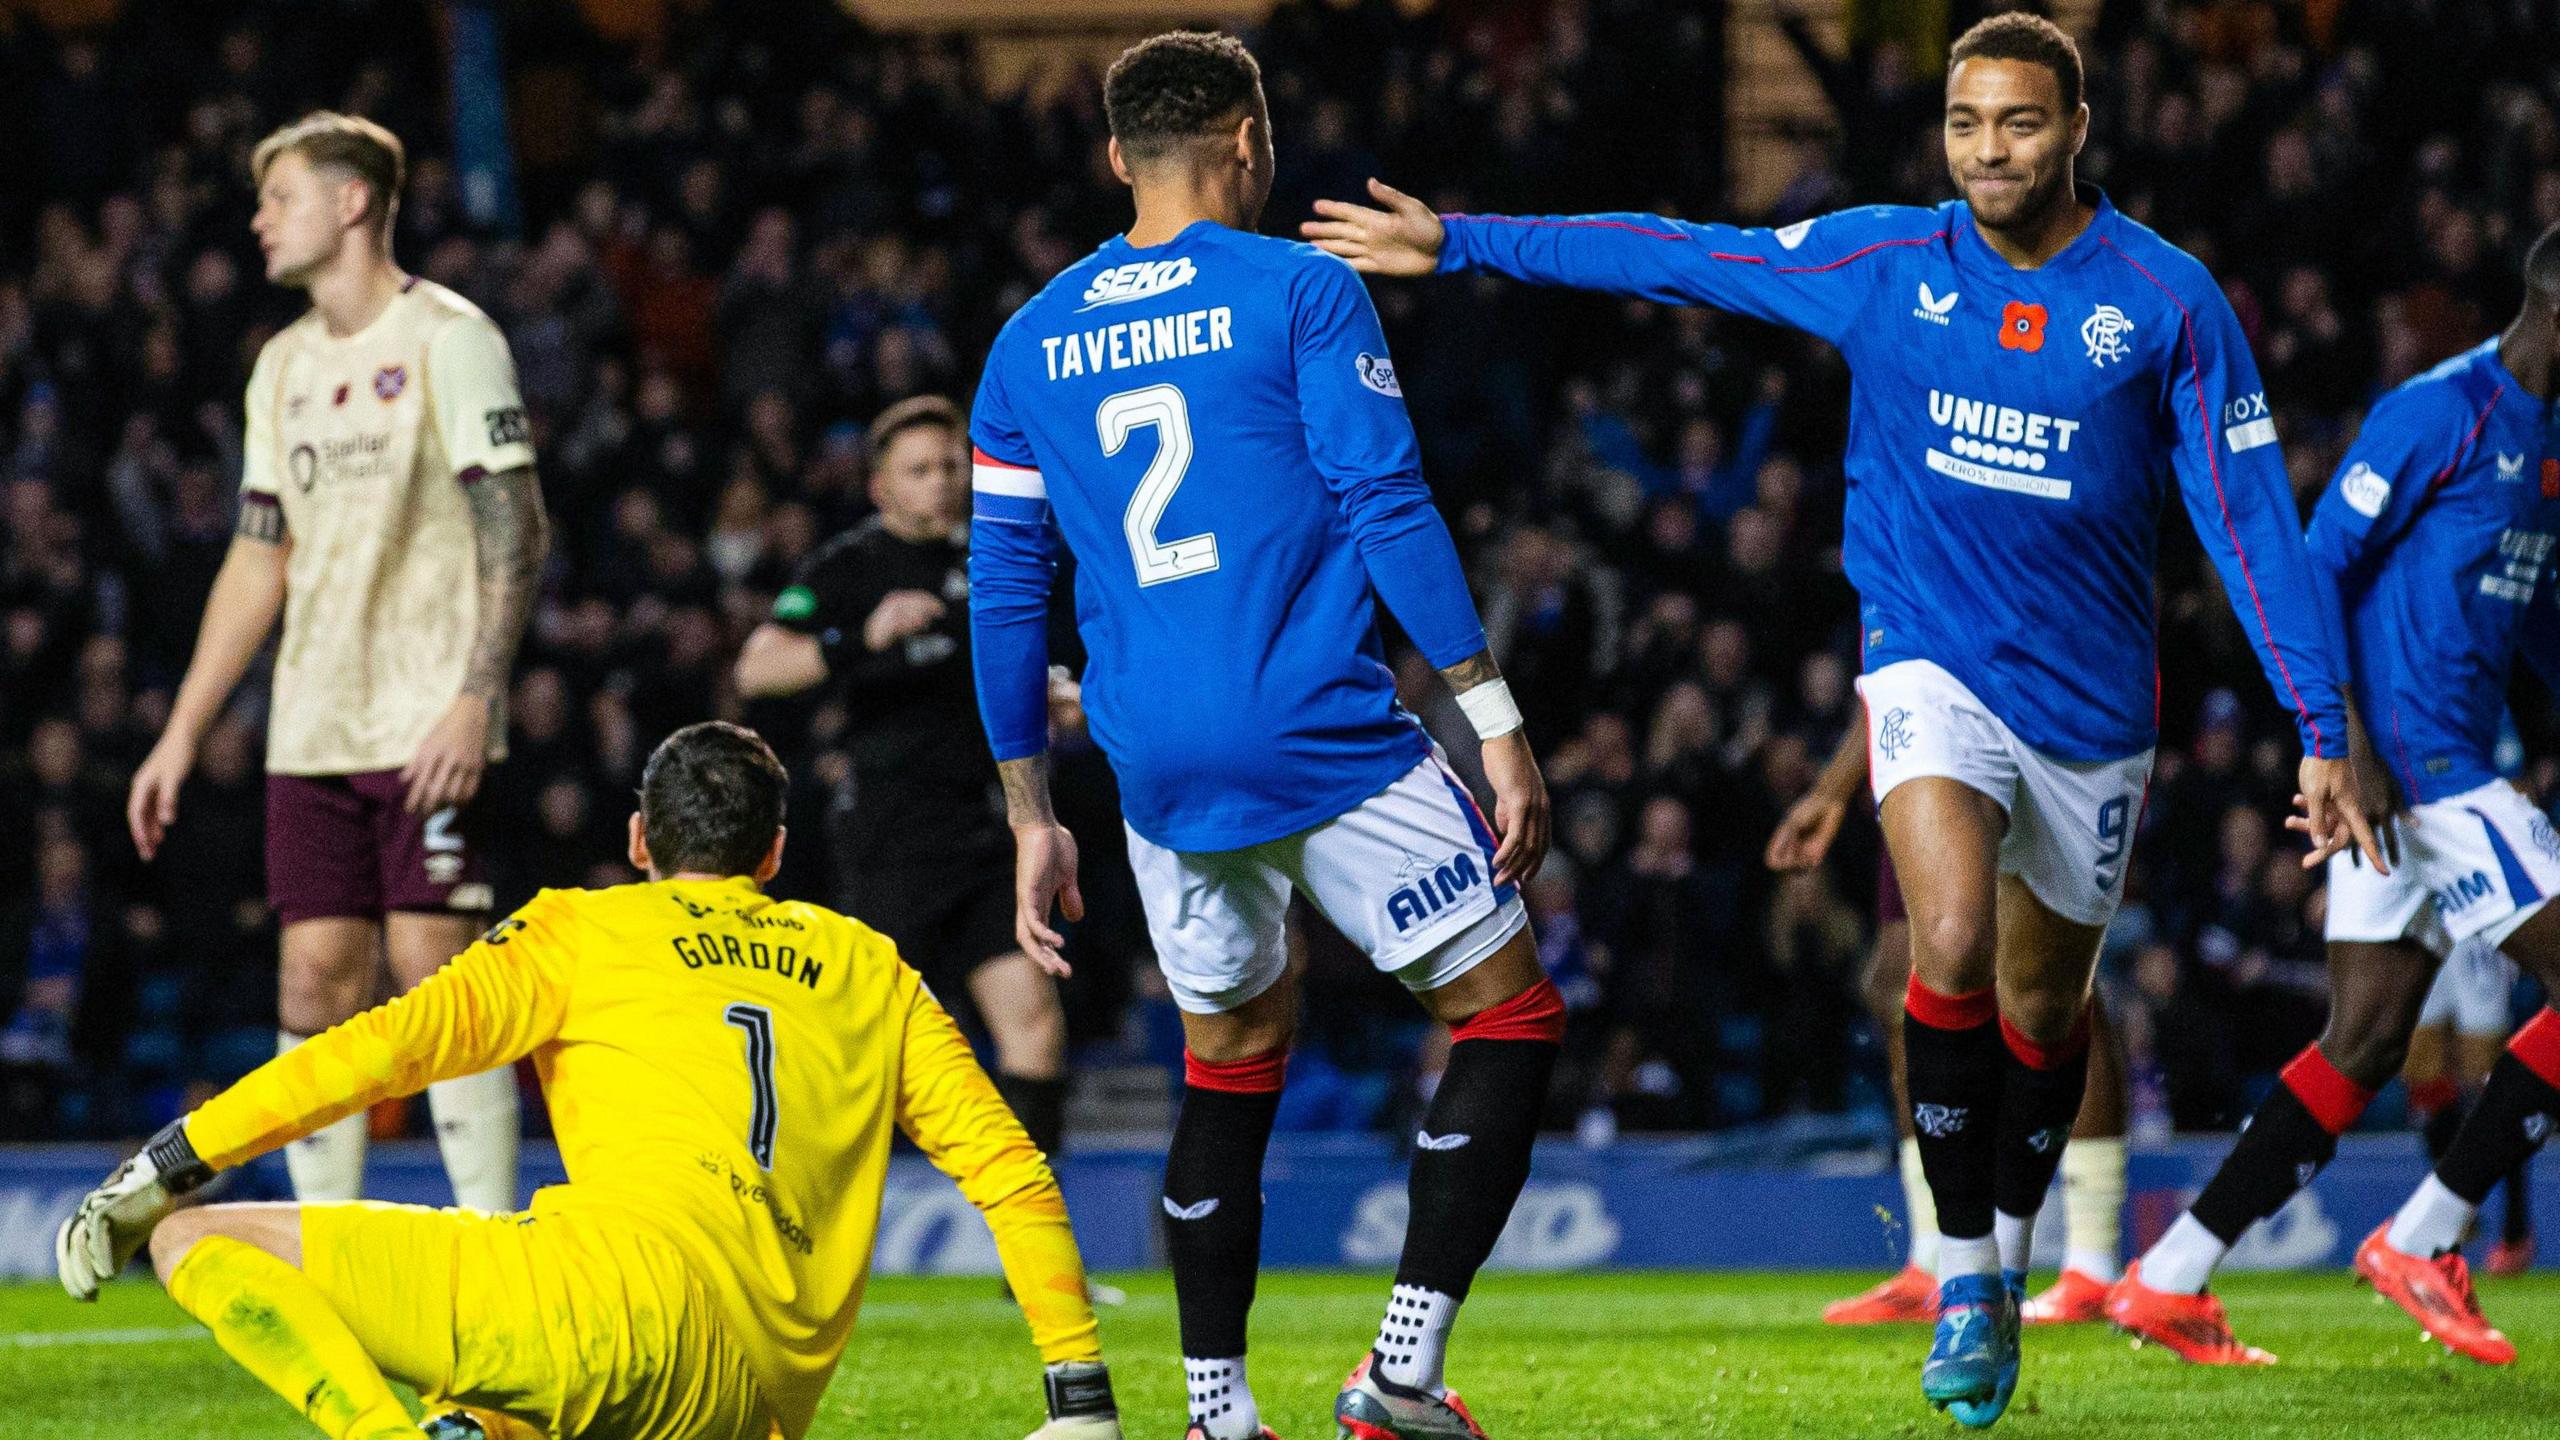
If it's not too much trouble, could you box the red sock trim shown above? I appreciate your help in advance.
[2509,1008,2560,1090]
[2280,1044,2374,1136]
[1904,975,1997,1031]
[2407,1075,2462,1116]
[1452,977,1566,1044]
[1999,1009,2090,1070]
[1185,1047,1287,1094]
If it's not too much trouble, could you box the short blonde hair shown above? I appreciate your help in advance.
[252,112,406,236]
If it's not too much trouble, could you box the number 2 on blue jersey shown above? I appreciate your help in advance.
[1099,383,1218,586]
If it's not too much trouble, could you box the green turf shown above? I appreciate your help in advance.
[6,1270,2560,1436]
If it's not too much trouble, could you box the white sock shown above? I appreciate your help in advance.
[2061,1137,2126,1281]
[1900,1137,1940,1271]
[278,1031,366,1201]
[1374,1282,1459,1396]
[429,1068,522,1211]
[1184,1357,1262,1440]
[2386,1174,2478,1258]
[1993,1209,2034,1274]
[1939,1232,1999,1282]
[2140,1212,2229,1296]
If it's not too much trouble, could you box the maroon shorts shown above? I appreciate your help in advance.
[266,770,492,926]
[1878,849,1907,926]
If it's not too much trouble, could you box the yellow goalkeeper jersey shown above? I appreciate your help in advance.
[183,876,1098,1439]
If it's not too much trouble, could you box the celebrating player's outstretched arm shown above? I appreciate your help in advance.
[1302,177,1446,276]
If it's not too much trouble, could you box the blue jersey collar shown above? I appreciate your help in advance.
[1956,183,2117,276]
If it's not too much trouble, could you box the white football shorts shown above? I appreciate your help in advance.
[1856,659,2153,929]
[2417,935,2520,1037]
[2325,778,2560,955]
[1126,750,1529,1014]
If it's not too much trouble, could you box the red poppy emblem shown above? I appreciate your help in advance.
[374,364,407,401]
[2544,458,2558,500]
[1999,301,2047,352]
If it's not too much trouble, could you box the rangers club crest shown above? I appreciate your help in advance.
[374,364,407,401]
[2081,304,2135,366]
[1877,707,1916,760]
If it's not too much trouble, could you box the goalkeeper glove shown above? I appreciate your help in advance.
[56,1118,214,1300]
[1025,1360,1120,1440]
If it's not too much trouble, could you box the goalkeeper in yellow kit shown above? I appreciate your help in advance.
[56,722,1121,1440]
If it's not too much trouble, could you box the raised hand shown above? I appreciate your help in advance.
[1302,178,1446,276]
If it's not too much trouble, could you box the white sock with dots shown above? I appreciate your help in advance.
[1373,1283,1459,1396]
[1184,1356,1261,1440]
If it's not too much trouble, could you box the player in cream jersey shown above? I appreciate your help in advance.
[247,275,533,774]
[127,113,547,1212]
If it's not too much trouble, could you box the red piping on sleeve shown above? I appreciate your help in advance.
[2103,236,2326,757]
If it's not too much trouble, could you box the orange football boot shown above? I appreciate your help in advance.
[2102,1262,2276,1365]
[1821,1264,1940,1325]
[2354,1224,2515,1364]
[2022,1267,2112,1324]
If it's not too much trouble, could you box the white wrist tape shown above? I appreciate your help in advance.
[1455,678,1524,739]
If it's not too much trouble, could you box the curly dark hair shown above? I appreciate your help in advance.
[1104,30,1264,164]
[1950,11,2084,114]
[641,722,789,877]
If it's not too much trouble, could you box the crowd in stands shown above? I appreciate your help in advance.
[3,0,2557,1142]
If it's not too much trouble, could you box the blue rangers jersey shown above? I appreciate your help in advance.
[1438,187,2350,762]
[2304,339,2560,804]
[969,221,1489,852]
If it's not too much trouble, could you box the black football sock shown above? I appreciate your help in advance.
[1991,1009,2090,1271]
[996,1072,1069,1161]
[1380,979,1563,1394]
[2437,1050,2560,1208]
[2504,1155,2535,1246]
[1163,1050,1285,1363]
[1904,977,2004,1269]
[2420,1085,2468,1166]
[2188,1045,2370,1244]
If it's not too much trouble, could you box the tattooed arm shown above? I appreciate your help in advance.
[1439,648,1550,886]
[1000,753,1082,978]
[461,466,547,702]
[404,465,548,815]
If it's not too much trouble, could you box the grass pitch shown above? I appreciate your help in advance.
[6,1270,2560,1437]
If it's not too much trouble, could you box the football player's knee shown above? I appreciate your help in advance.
[1911,909,1993,978]
[149,1208,214,1285]
[2000,987,2086,1051]
[997,999,1067,1071]
[278,955,370,1032]
[2321,1025,2413,1092]
[2320,969,2429,1086]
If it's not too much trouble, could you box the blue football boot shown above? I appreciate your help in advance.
[1921,1270,2022,1428]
